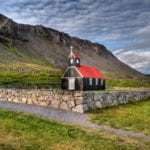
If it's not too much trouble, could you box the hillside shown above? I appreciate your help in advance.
[0,14,149,87]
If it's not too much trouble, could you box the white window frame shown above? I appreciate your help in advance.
[89,78,92,85]
[95,78,98,85]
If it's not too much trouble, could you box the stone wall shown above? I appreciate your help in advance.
[0,88,149,113]
[83,91,150,111]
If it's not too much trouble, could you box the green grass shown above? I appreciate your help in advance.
[89,97,150,135]
[102,71,150,88]
[0,73,61,87]
[0,63,62,88]
[106,78,150,88]
[0,109,149,150]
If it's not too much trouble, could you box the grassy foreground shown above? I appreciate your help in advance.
[0,109,150,150]
[89,97,150,135]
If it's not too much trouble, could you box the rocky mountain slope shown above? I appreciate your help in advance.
[0,14,144,79]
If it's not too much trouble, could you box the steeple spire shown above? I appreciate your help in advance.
[70,46,73,55]
[68,46,80,67]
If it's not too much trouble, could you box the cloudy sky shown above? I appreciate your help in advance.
[0,0,150,74]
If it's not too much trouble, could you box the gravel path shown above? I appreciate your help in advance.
[0,101,150,141]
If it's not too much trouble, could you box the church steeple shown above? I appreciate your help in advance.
[70,46,73,56]
[68,46,80,67]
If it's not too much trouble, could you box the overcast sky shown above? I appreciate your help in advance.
[0,0,150,74]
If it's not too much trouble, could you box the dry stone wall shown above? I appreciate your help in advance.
[0,88,149,113]
[83,91,150,111]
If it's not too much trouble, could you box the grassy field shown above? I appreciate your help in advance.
[89,97,150,135]
[0,62,149,88]
[0,63,62,88]
[0,109,150,150]
[103,71,150,88]
[106,77,150,88]
[0,62,149,89]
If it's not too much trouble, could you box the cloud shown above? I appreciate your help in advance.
[114,49,150,74]
[0,0,150,74]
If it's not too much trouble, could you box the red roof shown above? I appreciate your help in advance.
[76,65,104,78]
[72,52,80,58]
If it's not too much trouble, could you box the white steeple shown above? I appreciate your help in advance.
[68,46,80,67]
[70,46,73,55]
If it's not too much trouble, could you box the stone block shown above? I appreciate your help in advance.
[8,98,13,102]
[94,93,100,101]
[87,101,95,109]
[75,97,83,105]
[72,104,88,113]
[22,97,27,103]
[54,94,61,100]
[50,100,60,109]
[13,97,19,103]
[67,100,75,108]
[59,101,69,110]
[39,101,48,107]
[27,98,32,104]
[74,92,83,97]
[95,101,102,109]
[62,95,69,101]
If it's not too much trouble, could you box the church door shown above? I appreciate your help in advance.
[68,78,75,90]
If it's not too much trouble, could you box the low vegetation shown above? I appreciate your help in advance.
[89,97,150,135]
[103,71,150,88]
[0,63,62,88]
[106,77,150,88]
[0,109,150,150]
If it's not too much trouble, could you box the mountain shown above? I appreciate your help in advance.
[0,14,145,80]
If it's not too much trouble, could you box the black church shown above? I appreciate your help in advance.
[61,47,105,90]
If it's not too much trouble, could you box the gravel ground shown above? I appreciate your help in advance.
[0,100,150,141]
